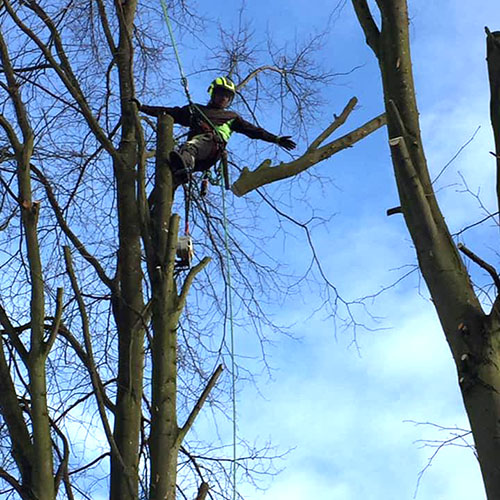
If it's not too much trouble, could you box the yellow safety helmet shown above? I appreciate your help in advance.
[207,76,236,97]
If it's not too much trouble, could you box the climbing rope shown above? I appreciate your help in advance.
[159,0,192,104]
[219,160,237,500]
[159,2,238,498]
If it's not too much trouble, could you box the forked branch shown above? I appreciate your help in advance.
[231,98,386,196]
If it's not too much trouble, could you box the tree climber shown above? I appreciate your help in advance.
[132,76,297,185]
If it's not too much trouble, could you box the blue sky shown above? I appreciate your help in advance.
[3,2,499,499]
[57,1,498,499]
[166,1,500,500]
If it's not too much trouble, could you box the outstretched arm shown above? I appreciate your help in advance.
[231,115,296,150]
[130,99,191,126]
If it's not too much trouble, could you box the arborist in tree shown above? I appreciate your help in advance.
[131,76,297,185]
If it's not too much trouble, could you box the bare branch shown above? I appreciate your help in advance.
[307,97,358,151]
[232,107,386,196]
[178,365,224,445]
[389,136,437,241]
[237,65,288,90]
[458,243,500,292]
[0,29,33,143]
[0,468,26,499]
[177,257,211,312]
[43,287,63,354]
[57,325,115,412]
[95,0,118,54]
[3,0,120,162]
[0,303,29,361]
[0,337,33,487]
[62,246,130,487]
[30,164,116,292]
[351,0,381,56]
[195,482,210,500]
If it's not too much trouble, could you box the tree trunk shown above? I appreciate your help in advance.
[147,114,180,500]
[109,1,145,498]
[28,359,54,500]
[485,27,500,214]
[20,137,54,500]
[352,1,500,497]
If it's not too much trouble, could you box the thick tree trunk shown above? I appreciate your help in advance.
[147,115,215,499]
[352,1,500,498]
[149,230,181,500]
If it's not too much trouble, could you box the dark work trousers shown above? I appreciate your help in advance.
[180,133,224,172]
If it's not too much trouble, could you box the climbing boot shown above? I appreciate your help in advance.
[168,149,194,184]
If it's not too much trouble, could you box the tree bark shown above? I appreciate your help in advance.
[109,1,145,499]
[149,214,182,500]
[485,27,500,214]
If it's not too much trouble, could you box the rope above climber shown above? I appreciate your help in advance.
[131,76,297,186]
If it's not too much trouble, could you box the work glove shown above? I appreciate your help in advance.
[277,136,296,151]
[129,97,141,108]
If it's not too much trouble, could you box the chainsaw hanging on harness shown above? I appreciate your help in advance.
[175,182,194,269]
[176,233,194,268]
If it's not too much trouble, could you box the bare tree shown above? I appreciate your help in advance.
[0,1,383,499]
[351,1,500,498]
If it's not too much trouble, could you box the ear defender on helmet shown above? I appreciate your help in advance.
[207,76,236,99]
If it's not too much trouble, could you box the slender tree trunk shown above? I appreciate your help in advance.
[19,131,54,499]
[485,27,500,214]
[0,25,54,498]
[148,115,180,500]
[109,1,145,498]
[21,152,54,499]
[110,154,145,500]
